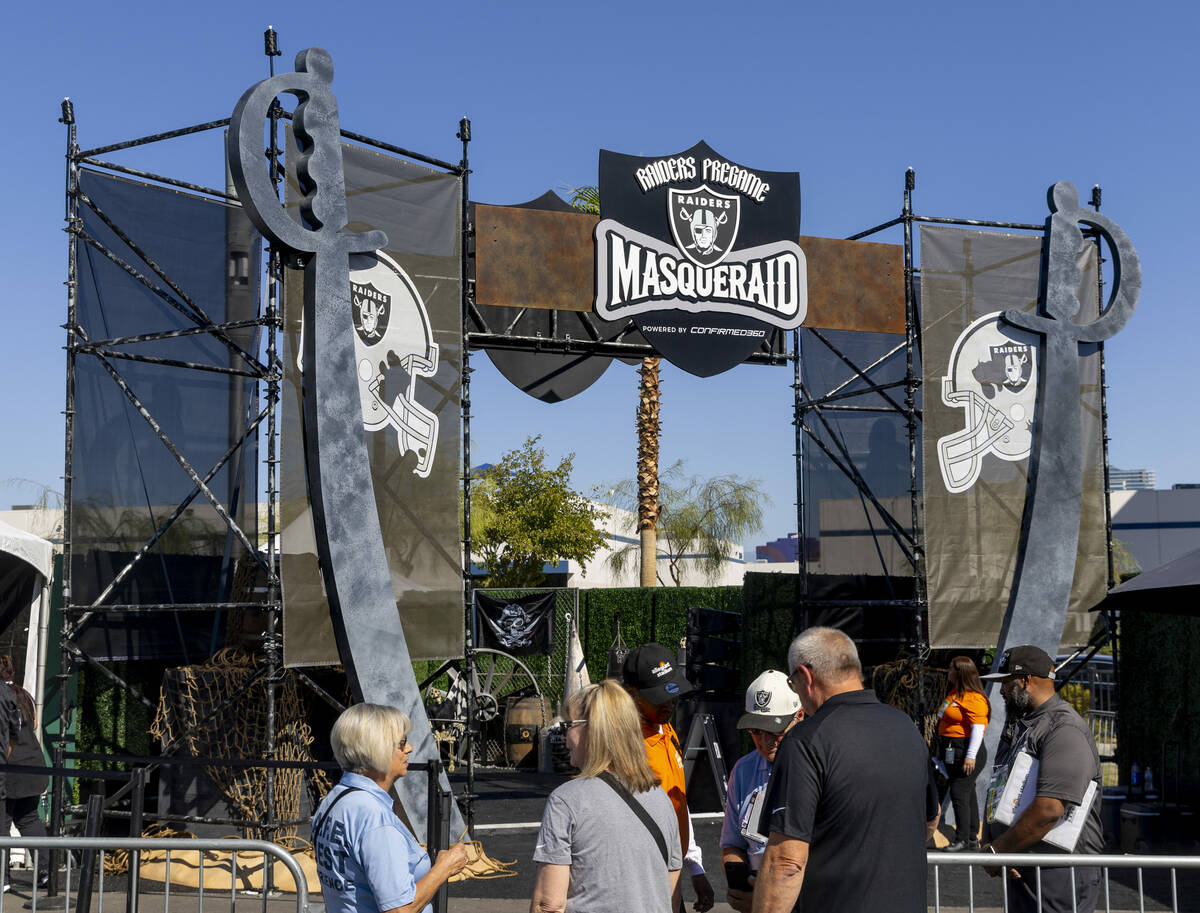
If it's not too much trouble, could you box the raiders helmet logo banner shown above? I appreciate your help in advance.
[937,312,1039,494]
[300,252,441,479]
[594,141,806,377]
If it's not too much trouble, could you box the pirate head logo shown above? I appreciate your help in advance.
[669,185,740,267]
[497,603,537,648]
[754,689,772,711]
[352,281,391,345]
[972,342,1033,396]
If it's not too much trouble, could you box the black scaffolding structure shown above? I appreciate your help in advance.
[53,31,467,885]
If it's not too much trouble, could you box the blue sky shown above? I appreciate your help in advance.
[3,1,1196,552]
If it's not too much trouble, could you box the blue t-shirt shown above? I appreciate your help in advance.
[720,750,772,870]
[313,772,432,913]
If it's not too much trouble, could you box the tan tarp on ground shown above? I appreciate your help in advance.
[113,840,515,893]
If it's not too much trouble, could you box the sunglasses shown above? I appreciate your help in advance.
[786,665,809,692]
[565,719,589,730]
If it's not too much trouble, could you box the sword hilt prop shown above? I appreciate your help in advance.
[227,46,387,258]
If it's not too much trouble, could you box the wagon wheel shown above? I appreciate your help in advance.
[420,648,543,767]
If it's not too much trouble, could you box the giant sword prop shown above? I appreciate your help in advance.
[227,47,464,837]
[981,182,1139,781]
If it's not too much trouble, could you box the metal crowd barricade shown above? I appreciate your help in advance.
[0,837,309,913]
[928,850,1200,913]
[1,755,453,913]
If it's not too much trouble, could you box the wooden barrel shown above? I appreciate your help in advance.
[505,695,551,767]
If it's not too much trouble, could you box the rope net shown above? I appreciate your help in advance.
[868,657,947,745]
[150,648,332,841]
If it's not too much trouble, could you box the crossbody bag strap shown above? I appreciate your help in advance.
[597,771,670,866]
[313,785,364,841]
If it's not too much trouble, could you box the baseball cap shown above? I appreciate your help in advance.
[737,670,802,732]
[980,645,1055,681]
[622,643,694,704]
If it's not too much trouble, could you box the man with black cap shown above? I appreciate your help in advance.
[720,671,803,913]
[622,643,715,913]
[980,645,1104,913]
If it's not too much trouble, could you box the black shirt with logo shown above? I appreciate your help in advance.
[761,689,931,913]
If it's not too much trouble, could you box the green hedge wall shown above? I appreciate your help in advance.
[580,586,743,680]
[1118,612,1200,807]
[740,572,801,691]
[77,662,158,765]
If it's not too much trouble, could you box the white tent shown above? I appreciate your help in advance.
[0,519,55,726]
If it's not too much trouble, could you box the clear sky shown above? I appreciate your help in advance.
[3,0,1196,553]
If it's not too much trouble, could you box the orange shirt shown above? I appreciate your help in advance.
[643,720,689,855]
[936,690,990,739]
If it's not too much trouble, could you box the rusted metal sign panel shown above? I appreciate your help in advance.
[474,204,905,333]
[475,205,597,312]
[796,234,905,334]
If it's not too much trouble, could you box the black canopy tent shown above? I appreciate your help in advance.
[1092,547,1200,616]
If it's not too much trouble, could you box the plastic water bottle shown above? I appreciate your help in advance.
[1145,766,1155,796]
[1131,761,1142,797]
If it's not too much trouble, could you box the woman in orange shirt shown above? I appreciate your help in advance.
[936,655,990,851]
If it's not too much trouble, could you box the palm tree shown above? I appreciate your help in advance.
[601,462,765,586]
[571,186,661,587]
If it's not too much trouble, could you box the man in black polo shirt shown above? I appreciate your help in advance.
[751,627,933,913]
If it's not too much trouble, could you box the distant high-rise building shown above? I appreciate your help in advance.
[1108,467,1156,491]
[755,533,800,563]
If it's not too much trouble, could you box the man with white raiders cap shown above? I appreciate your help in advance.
[719,671,803,913]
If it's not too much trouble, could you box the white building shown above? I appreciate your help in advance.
[1109,467,1156,491]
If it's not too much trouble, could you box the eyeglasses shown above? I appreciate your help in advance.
[786,665,809,693]
[565,719,588,730]
[748,728,783,739]
[396,738,409,751]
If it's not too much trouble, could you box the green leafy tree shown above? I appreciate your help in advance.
[601,462,765,586]
[474,436,608,588]
[1112,536,1141,584]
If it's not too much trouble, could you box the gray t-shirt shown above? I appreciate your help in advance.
[534,775,682,913]
[988,694,1104,855]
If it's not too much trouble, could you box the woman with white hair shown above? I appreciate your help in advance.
[530,679,682,913]
[313,703,467,913]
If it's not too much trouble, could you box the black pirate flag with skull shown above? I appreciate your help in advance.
[594,140,806,377]
[475,591,556,656]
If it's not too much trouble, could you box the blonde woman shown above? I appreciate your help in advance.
[313,704,467,913]
[531,680,682,913]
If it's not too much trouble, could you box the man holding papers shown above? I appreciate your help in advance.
[981,645,1104,913]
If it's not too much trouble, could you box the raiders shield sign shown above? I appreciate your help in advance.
[668,185,740,267]
[352,280,390,345]
[594,140,806,377]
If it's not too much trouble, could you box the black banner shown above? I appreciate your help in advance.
[69,171,260,661]
[475,591,555,656]
[594,141,804,377]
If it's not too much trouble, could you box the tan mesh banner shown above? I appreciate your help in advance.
[280,137,464,665]
[921,227,1106,649]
